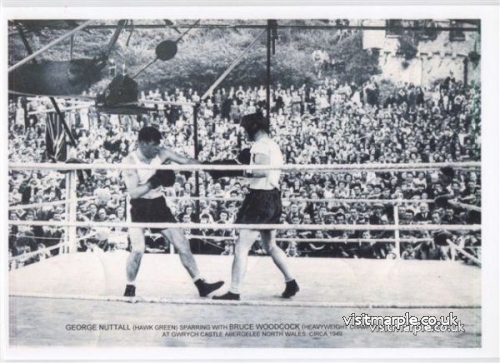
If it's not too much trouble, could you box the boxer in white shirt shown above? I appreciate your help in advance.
[122,126,223,298]
[213,112,299,300]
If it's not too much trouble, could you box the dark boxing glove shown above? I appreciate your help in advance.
[434,195,452,209]
[147,169,176,188]
[440,166,455,181]
[203,160,244,180]
[237,148,252,165]
[434,230,453,246]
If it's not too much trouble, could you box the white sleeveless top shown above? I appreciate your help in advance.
[130,151,164,199]
[248,137,283,190]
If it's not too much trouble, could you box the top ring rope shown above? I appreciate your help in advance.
[9,161,481,172]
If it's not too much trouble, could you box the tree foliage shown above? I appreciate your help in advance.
[9,20,382,94]
[329,32,381,85]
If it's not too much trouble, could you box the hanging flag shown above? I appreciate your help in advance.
[45,112,67,162]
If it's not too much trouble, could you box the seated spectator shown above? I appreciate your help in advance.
[285,241,301,257]
[7,77,481,262]
[96,208,108,222]
[415,202,431,222]
[286,203,304,224]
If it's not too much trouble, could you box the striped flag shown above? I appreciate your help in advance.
[45,112,67,162]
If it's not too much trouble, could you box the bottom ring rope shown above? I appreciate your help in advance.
[9,232,98,263]
[9,218,480,308]
[9,292,481,309]
[9,220,482,231]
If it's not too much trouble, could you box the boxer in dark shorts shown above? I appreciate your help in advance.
[213,112,299,300]
[130,197,177,232]
[122,126,223,298]
[235,188,282,225]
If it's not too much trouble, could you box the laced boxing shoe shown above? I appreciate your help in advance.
[123,284,136,297]
[212,291,241,301]
[281,280,299,298]
[195,279,225,297]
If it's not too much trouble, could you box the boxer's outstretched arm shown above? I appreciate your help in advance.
[158,148,201,165]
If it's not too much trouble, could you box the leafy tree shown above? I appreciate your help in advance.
[329,32,381,85]
[9,20,382,95]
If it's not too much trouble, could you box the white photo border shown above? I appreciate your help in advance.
[1,3,498,362]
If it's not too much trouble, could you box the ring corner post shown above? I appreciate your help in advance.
[66,170,78,254]
[193,102,201,255]
[394,203,401,259]
[193,103,200,218]
[266,19,272,123]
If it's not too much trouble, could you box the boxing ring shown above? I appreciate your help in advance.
[7,161,482,348]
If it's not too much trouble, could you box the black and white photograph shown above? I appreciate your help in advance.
[2,5,499,361]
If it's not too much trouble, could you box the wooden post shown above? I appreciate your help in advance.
[67,170,78,253]
[463,56,469,86]
[394,204,401,259]
[65,107,78,254]
[266,20,272,122]
[193,104,200,221]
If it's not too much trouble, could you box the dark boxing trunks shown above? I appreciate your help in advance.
[235,188,282,225]
[130,197,177,232]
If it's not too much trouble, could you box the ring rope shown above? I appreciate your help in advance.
[9,234,64,240]
[166,196,438,204]
[163,196,481,213]
[8,292,481,309]
[6,231,438,244]
[137,100,196,107]
[448,200,481,212]
[9,219,481,231]
[9,161,481,172]
[446,240,481,266]
[10,242,68,262]
[169,196,480,213]
[9,195,480,213]
[77,232,98,241]
[194,238,226,250]
[9,232,97,263]
[184,235,434,243]
[9,196,96,211]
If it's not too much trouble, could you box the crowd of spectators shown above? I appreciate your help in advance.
[8,75,481,268]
